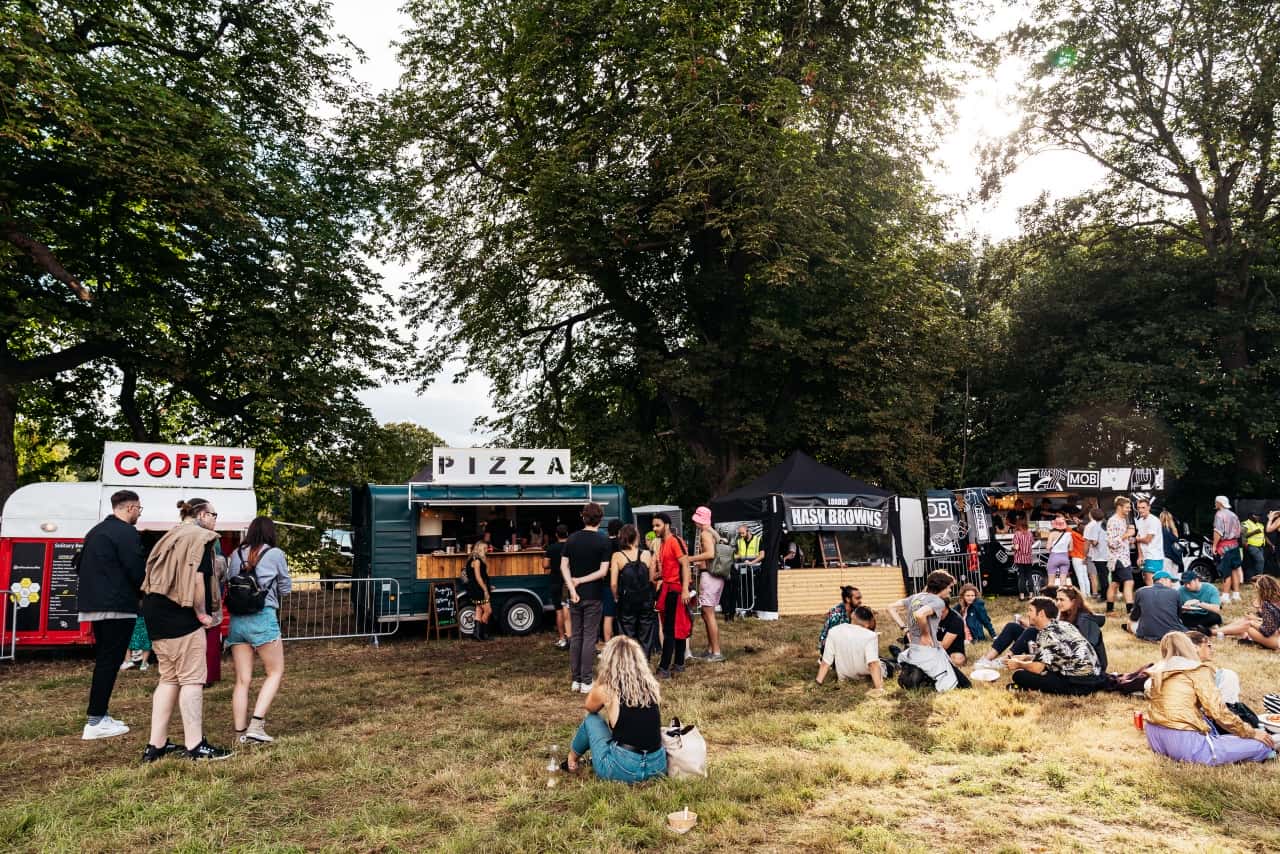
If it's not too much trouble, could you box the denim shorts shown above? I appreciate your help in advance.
[227,607,281,647]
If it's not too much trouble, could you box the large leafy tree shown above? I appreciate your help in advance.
[0,0,394,508]
[380,0,961,503]
[993,0,1280,490]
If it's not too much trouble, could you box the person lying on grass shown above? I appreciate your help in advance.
[816,606,886,695]
[564,636,667,783]
[1217,575,1280,651]
[1143,631,1275,766]
[1004,596,1104,696]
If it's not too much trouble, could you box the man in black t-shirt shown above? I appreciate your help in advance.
[545,525,570,649]
[561,504,611,693]
[937,605,967,666]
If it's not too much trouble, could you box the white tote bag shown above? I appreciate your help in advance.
[661,718,707,778]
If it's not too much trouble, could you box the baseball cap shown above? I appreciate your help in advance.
[1153,569,1177,582]
[692,506,712,526]
[1180,570,1200,584]
[1214,495,1231,509]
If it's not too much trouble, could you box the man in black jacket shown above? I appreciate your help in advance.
[77,490,145,740]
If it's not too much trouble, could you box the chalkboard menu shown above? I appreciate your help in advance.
[8,542,46,633]
[819,533,842,567]
[47,542,83,631]
[432,581,458,629]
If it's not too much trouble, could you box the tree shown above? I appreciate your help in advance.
[0,0,394,509]
[380,0,961,502]
[992,0,1280,489]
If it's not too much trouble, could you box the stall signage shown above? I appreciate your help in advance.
[1017,467,1164,493]
[783,495,889,532]
[431,447,571,485]
[927,489,961,555]
[101,442,255,489]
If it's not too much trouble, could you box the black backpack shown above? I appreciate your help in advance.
[897,661,936,691]
[225,546,270,616]
[617,552,655,610]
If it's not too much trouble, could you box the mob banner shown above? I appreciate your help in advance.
[782,495,890,533]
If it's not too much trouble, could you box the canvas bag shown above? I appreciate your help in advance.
[661,717,707,778]
[709,533,735,579]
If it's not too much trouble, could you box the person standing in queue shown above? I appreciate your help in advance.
[562,503,611,693]
[140,498,231,761]
[227,517,292,744]
[652,512,693,678]
[545,524,570,649]
[77,489,146,740]
[1105,497,1136,616]
[464,541,492,641]
[685,506,725,663]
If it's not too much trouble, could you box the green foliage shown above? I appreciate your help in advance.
[379,0,963,504]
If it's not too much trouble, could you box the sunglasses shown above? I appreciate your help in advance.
[201,511,219,519]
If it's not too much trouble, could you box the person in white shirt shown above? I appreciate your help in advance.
[1134,499,1165,587]
[1084,508,1109,602]
[815,606,884,694]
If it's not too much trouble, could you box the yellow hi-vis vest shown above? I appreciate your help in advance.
[1243,519,1266,548]
[736,534,760,559]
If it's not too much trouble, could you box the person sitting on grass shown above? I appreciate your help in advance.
[818,586,862,654]
[1055,585,1107,672]
[1143,631,1274,765]
[1004,596,1104,695]
[1217,574,1280,650]
[816,606,886,694]
[1177,571,1223,633]
[1185,631,1241,705]
[564,636,667,783]
[972,586,1061,670]
[887,570,961,692]
[954,583,995,642]
[1127,570,1184,642]
[937,600,967,667]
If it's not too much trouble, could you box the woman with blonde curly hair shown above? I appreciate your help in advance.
[564,635,667,782]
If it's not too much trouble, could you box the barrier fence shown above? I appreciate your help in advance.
[278,577,401,644]
[909,553,981,594]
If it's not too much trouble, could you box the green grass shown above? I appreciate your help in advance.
[1,593,1278,853]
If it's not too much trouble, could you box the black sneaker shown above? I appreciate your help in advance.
[141,740,184,763]
[185,738,233,761]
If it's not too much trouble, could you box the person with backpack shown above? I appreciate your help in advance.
[610,524,658,656]
[685,506,727,663]
[226,517,292,745]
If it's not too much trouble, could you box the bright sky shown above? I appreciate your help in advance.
[334,0,1105,443]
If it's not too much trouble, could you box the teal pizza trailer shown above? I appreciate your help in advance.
[351,482,632,635]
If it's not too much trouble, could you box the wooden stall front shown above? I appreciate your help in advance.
[776,566,905,615]
[416,550,547,580]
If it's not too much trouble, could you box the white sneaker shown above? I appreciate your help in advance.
[578,681,592,694]
[82,719,129,740]
[119,660,135,671]
[979,657,1005,670]
[103,714,128,729]
[571,681,582,693]
[1234,592,1243,602]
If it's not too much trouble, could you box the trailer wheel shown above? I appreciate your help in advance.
[1189,558,1216,583]
[458,605,477,637]
[501,596,540,636]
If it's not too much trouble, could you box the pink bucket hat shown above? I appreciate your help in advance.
[692,506,712,526]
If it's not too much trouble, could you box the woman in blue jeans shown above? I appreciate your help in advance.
[565,636,666,783]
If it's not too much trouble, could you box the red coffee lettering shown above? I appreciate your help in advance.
[193,454,208,477]
[114,450,140,477]
[174,453,190,477]
[144,452,171,477]
[228,456,244,479]
[210,456,226,479]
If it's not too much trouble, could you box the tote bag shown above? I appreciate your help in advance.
[661,718,707,778]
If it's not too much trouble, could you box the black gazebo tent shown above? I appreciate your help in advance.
[709,451,894,615]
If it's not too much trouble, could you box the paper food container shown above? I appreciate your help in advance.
[667,808,697,834]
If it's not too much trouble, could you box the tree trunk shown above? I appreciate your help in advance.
[0,377,17,512]
[1215,258,1267,481]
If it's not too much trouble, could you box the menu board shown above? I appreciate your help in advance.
[431,581,458,629]
[47,542,83,631]
[8,542,46,633]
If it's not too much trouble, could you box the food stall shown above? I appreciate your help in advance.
[708,451,924,618]
[1,442,257,648]
[352,447,632,636]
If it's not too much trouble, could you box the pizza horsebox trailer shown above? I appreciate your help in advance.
[1,442,257,648]
[351,447,633,637]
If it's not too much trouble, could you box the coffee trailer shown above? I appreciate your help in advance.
[1,442,257,648]
[351,447,632,636]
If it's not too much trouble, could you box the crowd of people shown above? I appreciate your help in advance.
[76,490,291,761]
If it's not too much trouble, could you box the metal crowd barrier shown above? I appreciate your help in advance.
[909,553,981,594]
[278,577,401,644]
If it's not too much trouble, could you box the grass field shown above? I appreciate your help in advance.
[2,592,1278,854]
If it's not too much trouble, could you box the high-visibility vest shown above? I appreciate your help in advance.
[735,534,760,559]
[1243,519,1266,548]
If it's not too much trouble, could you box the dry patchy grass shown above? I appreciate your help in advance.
[1,593,1278,853]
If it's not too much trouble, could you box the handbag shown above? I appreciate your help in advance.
[661,717,707,778]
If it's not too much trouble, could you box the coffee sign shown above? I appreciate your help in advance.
[101,442,255,489]
[431,447,571,485]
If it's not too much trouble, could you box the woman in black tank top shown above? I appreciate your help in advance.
[565,636,667,783]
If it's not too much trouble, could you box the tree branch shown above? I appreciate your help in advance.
[1,223,92,301]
